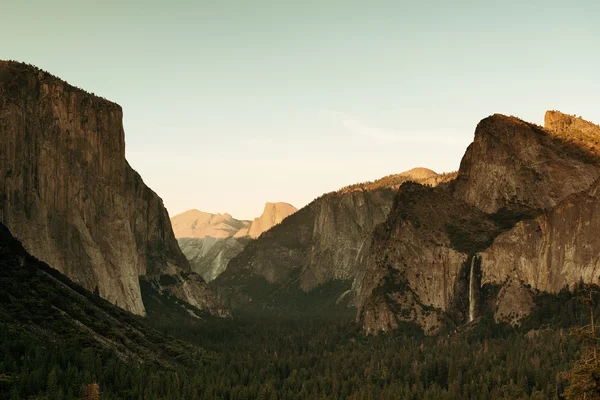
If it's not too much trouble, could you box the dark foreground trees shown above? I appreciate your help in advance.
[4,287,600,399]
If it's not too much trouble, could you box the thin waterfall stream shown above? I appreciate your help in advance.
[469,256,475,322]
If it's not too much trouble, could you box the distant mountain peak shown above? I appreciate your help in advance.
[171,209,250,239]
[248,202,298,239]
[171,202,297,241]
[172,201,297,282]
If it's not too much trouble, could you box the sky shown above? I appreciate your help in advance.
[2,0,599,220]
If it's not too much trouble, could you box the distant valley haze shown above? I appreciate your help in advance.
[2,0,599,219]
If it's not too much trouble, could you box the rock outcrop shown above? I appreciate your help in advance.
[212,170,456,314]
[357,112,600,334]
[453,114,600,215]
[246,202,297,239]
[0,61,226,317]
[492,280,535,325]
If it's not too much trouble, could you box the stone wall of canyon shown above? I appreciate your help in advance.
[0,61,226,317]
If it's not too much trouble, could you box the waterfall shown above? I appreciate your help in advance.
[469,255,478,322]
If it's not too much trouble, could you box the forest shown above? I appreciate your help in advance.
[2,284,600,399]
[2,222,599,399]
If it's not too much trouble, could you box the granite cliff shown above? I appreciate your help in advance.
[0,61,227,317]
[480,175,600,322]
[357,112,600,334]
[211,169,456,315]
[245,202,297,239]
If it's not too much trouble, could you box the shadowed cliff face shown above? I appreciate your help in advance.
[0,61,226,317]
[356,182,502,334]
[211,170,456,315]
[481,176,600,296]
[357,112,600,334]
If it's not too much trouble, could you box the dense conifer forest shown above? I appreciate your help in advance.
[2,222,600,399]
[2,285,600,399]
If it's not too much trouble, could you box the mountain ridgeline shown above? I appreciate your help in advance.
[0,61,227,318]
[210,169,457,316]
[171,202,297,282]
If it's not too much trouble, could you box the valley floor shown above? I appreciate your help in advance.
[1,303,589,400]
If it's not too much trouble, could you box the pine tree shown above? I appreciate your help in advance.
[564,290,600,399]
[47,369,58,399]
[82,383,100,400]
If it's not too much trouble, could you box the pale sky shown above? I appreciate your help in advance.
[2,0,599,219]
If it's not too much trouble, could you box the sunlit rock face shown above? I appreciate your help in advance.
[453,113,600,215]
[247,202,297,239]
[0,61,226,317]
[357,112,600,334]
[175,236,244,282]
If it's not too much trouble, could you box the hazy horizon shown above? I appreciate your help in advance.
[2,0,599,219]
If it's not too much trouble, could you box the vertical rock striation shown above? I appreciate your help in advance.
[245,202,297,239]
[480,177,600,295]
[0,61,226,317]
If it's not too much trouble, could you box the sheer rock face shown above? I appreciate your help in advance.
[453,114,600,215]
[212,189,397,310]
[212,170,455,311]
[481,177,600,295]
[246,202,297,239]
[357,112,600,334]
[0,61,225,317]
[356,183,501,334]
